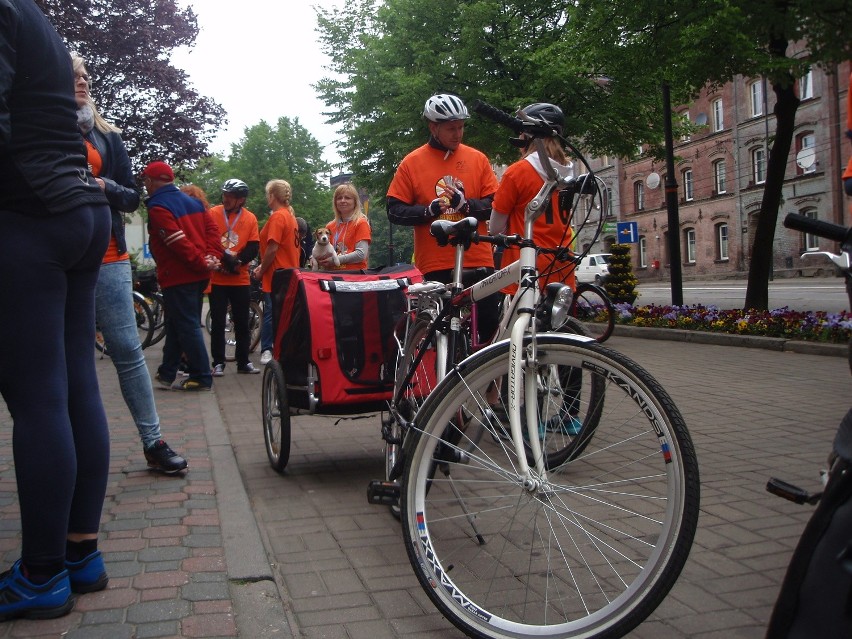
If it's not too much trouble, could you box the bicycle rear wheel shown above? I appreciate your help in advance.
[571,282,615,343]
[133,291,155,349]
[400,333,699,639]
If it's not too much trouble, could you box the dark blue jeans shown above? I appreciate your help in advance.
[159,280,213,387]
[0,204,111,565]
[209,283,252,368]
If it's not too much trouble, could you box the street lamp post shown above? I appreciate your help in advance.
[662,81,684,306]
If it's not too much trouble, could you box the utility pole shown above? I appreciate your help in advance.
[662,81,684,306]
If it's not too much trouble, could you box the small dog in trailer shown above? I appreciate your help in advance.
[310,227,340,270]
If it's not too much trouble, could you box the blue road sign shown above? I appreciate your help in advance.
[616,221,639,243]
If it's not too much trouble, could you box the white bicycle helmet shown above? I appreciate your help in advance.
[222,179,249,197]
[423,94,470,122]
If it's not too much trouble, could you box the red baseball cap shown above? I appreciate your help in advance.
[141,161,174,182]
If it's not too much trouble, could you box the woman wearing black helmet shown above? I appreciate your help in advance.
[489,102,577,294]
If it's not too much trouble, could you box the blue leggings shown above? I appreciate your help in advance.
[0,204,111,565]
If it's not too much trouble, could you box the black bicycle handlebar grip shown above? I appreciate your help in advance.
[784,213,851,244]
[470,99,525,134]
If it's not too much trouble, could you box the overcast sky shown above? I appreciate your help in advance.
[170,0,345,167]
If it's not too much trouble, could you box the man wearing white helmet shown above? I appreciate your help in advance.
[387,93,500,342]
[208,179,261,376]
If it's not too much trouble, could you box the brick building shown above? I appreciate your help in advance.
[573,61,850,281]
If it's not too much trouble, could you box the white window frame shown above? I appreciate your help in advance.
[799,133,816,174]
[799,70,813,100]
[712,98,724,132]
[681,110,691,141]
[717,223,729,261]
[634,181,645,211]
[639,236,647,268]
[750,81,763,117]
[714,159,727,194]
[753,147,767,184]
[803,209,819,250]
[683,169,694,201]
[685,228,697,263]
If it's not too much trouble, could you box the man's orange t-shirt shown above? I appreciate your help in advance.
[208,204,260,287]
[259,206,301,293]
[492,157,576,293]
[326,215,371,270]
[387,143,498,274]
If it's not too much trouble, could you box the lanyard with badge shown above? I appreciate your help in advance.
[222,207,243,255]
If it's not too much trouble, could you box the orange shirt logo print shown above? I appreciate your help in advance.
[434,176,464,222]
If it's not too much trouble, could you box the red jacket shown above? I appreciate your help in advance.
[145,184,222,288]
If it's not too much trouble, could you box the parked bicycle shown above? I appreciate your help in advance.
[368,100,700,639]
[571,280,615,342]
[95,289,154,355]
[134,267,166,347]
[766,212,852,638]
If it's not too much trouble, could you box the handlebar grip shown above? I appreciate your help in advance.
[470,99,524,134]
[783,213,851,244]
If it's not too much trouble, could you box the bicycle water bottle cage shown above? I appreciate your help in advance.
[430,217,479,248]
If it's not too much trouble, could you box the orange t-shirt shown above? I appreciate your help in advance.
[85,139,126,264]
[259,206,301,293]
[326,215,371,270]
[492,157,576,293]
[387,143,498,274]
[208,204,260,286]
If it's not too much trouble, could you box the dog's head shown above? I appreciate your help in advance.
[314,228,331,245]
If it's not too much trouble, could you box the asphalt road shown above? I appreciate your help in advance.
[636,277,849,313]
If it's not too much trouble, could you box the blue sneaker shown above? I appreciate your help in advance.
[0,560,74,621]
[542,414,584,436]
[65,551,108,594]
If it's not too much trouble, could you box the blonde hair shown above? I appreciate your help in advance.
[180,184,211,211]
[522,136,568,166]
[265,179,292,206]
[331,183,366,223]
[70,53,121,135]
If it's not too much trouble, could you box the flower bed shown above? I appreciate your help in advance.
[614,303,852,344]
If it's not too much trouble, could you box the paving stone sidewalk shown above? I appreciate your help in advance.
[1,329,849,638]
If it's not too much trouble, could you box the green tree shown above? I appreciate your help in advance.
[186,117,332,228]
[35,0,225,169]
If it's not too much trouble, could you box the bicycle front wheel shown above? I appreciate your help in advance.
[401,334,699,639]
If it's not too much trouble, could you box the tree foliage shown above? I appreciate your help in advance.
[35,0,225,170]
[315,0,851,308]
[186,117,332,228]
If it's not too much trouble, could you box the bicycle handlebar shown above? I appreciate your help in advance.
[470,99,559,139]
[784,213,852,247]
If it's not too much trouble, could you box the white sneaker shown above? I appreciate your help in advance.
[212,364,225,377]
[260,350,273,364]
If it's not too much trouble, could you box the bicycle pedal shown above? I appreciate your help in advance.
[367,480,400,506]
[766,477,821,505]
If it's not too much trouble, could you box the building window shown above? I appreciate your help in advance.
[750,80,763,117]
[681,110,691,141]
[634,181,645,211]
[716,223,729,261]
[685,228,696,263]
[796,132,816,174]
[639,236,647,268]
[799,70,813,100]
[712,98,724,132]
[803,209,819,250]
[683,169,694,201]
[713,160,727,194]
[752,147,767,184]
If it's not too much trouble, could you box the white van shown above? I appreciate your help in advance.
[575,253,611,284]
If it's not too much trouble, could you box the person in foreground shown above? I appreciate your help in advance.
[387,93,500,342]
[72,53,186,474]
[318,183,371,270]
[253,179,301,364]
[208,179,261,376]
[144,161,223,391]
[0,0,111,619]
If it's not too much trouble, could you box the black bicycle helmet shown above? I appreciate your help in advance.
[519,103,564,134]
[222,178,249,198]
[423,94,470,122]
